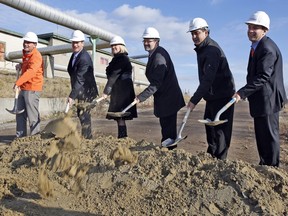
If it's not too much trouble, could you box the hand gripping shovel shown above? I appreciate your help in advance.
[107,100,137,118]
[198,97,236,126]
[162,108,191,148]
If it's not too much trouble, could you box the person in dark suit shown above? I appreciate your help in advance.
[234,11,287,167]
[102,36,137,138]
[135,27,185,150]
[67,30,98,139]
[187,18,236,160]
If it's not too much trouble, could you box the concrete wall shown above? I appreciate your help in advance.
[0,97,67,123]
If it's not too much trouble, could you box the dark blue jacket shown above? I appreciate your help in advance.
[238,36,287,117]
[67,49,98,101]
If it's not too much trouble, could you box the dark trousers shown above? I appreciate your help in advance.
[204,98,234,160]
[159,113,177,142]
[77,102,92,139]
[254,112,280,167]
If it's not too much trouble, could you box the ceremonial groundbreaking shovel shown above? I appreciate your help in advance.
[162,108,191,148]
[107,100,137,118]
[198,97,236,126]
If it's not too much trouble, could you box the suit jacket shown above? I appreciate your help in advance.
[238,36,287,117]
[137,46,185,118]
[67,49,98,101]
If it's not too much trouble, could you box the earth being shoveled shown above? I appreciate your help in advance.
[0,102,288,215]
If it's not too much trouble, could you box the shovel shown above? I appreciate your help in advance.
[107,100,137,118]
[42,101,73,138]
[77,96,106,110]
[162,108,191,148]
[198,97,236,126]
[6,68,25,115]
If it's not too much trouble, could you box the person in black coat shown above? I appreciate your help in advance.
[135,27,185,150]
[234,11,287,167]
[187,18,235,160]
[102,36,137,138]
[67,30,98,139]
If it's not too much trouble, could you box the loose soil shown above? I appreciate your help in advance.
[0,100,288,215]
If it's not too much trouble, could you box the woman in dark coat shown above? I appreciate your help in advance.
[102,36,137,138]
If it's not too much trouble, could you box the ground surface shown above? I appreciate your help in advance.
[0,100,288,215]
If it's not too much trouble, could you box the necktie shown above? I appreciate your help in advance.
[72,54,77,66]
[250,48,254,58]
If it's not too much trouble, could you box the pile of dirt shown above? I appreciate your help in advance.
[0,131,288,215]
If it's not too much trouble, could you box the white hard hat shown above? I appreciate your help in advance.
[187,18,209,32]
[23,32,38,43]
[70,30,85,42]
[245,11,270,30]
[142,27,160,39]
[110,36,126,46]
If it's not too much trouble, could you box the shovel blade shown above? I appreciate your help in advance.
[107,111,131,118]
[198,118,212,124]
[42,116,77,138]
[5,107,25,115]
[206,119,228,126]
[198,119,228,126]
[161,135,188,148]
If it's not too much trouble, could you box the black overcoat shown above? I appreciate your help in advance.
[104,53,137,120]
[137,46,185,118]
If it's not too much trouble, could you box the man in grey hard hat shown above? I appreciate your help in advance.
[233,11,287,167]
[67,30,98,139]
[187,18,235,160]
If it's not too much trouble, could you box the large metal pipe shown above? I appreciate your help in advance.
[0,0,116,41]
[5,41,110,60]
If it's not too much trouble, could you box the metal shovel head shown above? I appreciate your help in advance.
[107,111,131,118]
[161,135,188,148]
[198,119,228,126]
[5,107,25,115]
[42,116,78,138]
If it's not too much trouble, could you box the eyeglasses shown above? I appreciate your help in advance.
[142,39,156,43]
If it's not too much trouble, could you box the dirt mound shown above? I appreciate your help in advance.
[0,134,288,215]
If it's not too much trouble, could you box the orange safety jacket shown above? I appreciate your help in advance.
[16,48,44,91]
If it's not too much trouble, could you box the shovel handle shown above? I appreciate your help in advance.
[65,102,70,113]
[214,97,236,121]
[122,100,137,113]
[95,96,106,103]
[90,96,106,106]
[15,87,20,99]
[177,108,191,138]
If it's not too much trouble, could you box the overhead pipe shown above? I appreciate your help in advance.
[5,41,110,61]
[1,0,148,61]
[0,0,149,86]
[0,0,116,41]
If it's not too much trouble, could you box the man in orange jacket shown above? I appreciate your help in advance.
[14,31,44,137]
